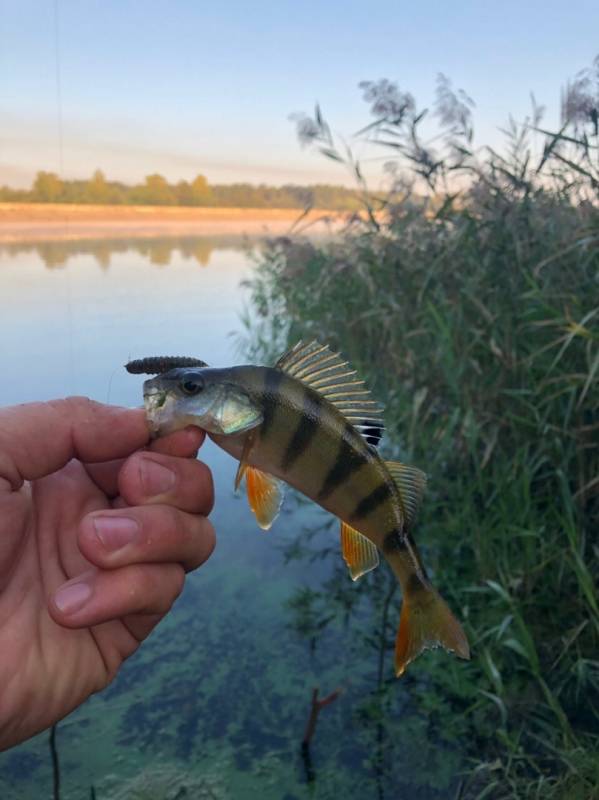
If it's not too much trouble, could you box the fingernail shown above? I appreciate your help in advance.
[94,516,139,552]
[54,581,92,615]
[139,458,176,496]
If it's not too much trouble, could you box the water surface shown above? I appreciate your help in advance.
[0,235,457,799]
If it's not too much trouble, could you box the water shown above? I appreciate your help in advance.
[0,235,458,799]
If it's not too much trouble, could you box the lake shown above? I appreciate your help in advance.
[0,234,459,799]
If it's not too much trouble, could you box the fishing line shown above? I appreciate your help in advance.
[53,0,64,177]
[53,0,75,396]
[105,365,118,404]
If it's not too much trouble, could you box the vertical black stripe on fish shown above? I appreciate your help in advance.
[317,423,363,501]
[405,531,429,582]
[281,390,322,471]
[260,368,284,437]
[407,571,430,595]
[382,528,407,554]
[350,482,393,522]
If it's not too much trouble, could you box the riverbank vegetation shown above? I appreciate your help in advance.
[247,61,599,798]
[0,171,366,211]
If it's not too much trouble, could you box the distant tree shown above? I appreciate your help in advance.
[85,169,111,204]
[0,185,29,201]
[175,180,194,205]
[32,171,64,202]
[1,169,364,209]
[137,173,176,205]
[190,174,212,205]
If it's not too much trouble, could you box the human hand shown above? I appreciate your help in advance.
[0,398,215,750]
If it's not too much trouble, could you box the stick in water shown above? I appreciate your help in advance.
[49,724,60,800]
[301,686,342,783]
[302,687,342,746]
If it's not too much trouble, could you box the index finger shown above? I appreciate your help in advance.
[84,426,205,497]
[0,398,150,491]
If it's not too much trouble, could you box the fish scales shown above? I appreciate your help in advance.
[136,342,470,677]
[209,365,433,600]
[232,366,404,549]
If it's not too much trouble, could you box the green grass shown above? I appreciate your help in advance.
[245,65,599,799]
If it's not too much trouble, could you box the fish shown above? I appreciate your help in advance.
[127,341,470,676]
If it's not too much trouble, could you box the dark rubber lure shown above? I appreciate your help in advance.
[125,356,208,375]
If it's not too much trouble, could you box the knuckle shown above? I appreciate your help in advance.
[128,564,158,603]
[59,396,101,420]
[193,459,215,507]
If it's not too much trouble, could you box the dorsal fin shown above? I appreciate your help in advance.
[385,461,427,528]
[275,340,385,447]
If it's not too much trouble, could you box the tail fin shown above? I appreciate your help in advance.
[395,585,470,677]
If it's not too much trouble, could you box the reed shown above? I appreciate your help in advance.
[247,59,599,798]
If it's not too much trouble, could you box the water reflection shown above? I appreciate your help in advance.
[0,235,260,407]
[0,232,455,800]
[0,234,253,271]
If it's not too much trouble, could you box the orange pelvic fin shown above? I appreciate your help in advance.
[245,466,284,530]
[340,521,379,581]
[395,584,470,677]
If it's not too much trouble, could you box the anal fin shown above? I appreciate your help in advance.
[340,522,379,581]
[245,467,285,530]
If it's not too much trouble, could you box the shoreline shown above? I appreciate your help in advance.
[0,203,343,243]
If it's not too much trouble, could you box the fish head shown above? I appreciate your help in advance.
[143,367,263,437]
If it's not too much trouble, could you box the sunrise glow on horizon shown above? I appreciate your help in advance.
[1,0,598,190]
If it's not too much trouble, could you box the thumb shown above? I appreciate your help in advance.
[0,398,150,491]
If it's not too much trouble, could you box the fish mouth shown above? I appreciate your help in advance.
[143,388,169,435]
[143,388,167,410]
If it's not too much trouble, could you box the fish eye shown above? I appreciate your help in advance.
[180,373,204,396]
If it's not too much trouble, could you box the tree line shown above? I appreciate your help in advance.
[0,170,365,210]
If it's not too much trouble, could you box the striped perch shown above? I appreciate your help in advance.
[129,341,470,676]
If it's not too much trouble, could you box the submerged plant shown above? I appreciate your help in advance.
[101,763,228,800]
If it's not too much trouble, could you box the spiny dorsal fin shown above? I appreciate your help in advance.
[385,461,427,528]
[275,341,385,447]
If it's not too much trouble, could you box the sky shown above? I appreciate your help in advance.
[1,0,598,189]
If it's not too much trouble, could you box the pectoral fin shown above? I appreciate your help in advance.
[340,521,379,581]
[245,467,285,530]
